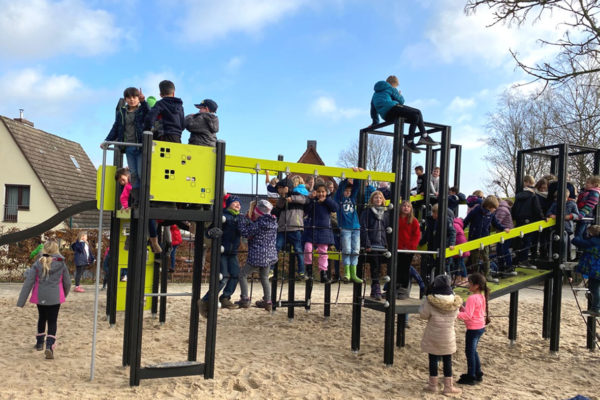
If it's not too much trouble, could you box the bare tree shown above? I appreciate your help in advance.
[337,135,394,173]
[465,0,600,87]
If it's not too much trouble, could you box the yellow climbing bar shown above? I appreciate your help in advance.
[444,218,556,258]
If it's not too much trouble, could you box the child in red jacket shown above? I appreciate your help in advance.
[396,200,421,298]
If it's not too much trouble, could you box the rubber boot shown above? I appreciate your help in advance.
[342,265,350,283]
[442,377,462,396]
[149,236,162,254]
[320,269,331,284]
[45,335,56,359]
[35,333,45,351]
[423,376,438,393]
[349,265,363,284]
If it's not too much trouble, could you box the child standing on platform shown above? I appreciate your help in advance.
[360,190,390,300]
[420,274,463,396]
[335,168,364,283]
[237,200,278,312]
[450,218,469,285]
[395,200,421,298]
[70,231,94,293]
[577,175,600,218]
[494,198,515,275]
[145,80,185,143]
[573,223,600,316]
[457,272,490,385]
[186,99,219,147]
[303,183,339,284]
[17,240,71,359]
[169,225,182,273]
[275,178,308,278]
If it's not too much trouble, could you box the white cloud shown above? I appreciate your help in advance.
[309,96,362,120]
[178,0,307,40]
[0,0,122,58]
[411,97,440,110]
[0,68,85,102]
[448,96,476,112]
[225,56,245,73]
[450,124,488,150]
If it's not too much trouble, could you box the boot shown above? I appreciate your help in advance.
[342,265,350,283]
[349,265,363,284]
[442,377,462,396]
[149,236,162,254]
[35,333,45,351]
[320,269,331,284]
[371,282,382,301]
[45,335,56,359]
[423,376,438,393]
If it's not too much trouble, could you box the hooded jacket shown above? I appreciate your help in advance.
[185,112,219,147]
[17,254,71,307]
[335,179,361,230]
[145,97,185,139]
[105,102,149,143]
[494,200,514,229]
[371,81,405,122]
[71,240,94,267]
[238,214,278,267]
[275,194,307,232]
[463,204,506,240]
[303,196,338,245]
[511,187,544,223]
[573,222,600,280]
[360,206,390,249]
[221,209,241,254]
[419,293,463,355]
[452,217,470,258]
[577,187,600,217]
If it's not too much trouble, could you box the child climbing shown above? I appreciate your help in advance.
[457,272,490,385]
[17,240,71,359]
[450,217,470,286]
[573,223,600,316]
[577,175,600,218]
[360,190,390,300]
[70,231,95,293]
[395,200,421,299]
[420,274,463,396]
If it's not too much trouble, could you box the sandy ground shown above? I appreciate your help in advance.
[0,280,599,400]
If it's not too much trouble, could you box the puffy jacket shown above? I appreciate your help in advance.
[547,200,580,234]
[463,204,506,240]
[511,187,544,224]
[17,254,71,306]
[71,240,94,267]
[186,112,219,146]
[573,222,600,280]
[577,187,600,217]
[452,218,470,258]
[466,195,483,213]
[170,225,183,247]
[303,196,338,245]
[495,200,514,229]
[397,215,421,250]
[276,194,307,232]
[105,102,149,143]
[145,97,185,139]
[221,209,241,254]
[419,294,463,355]
[371,81,405,122]
[360,206,390,249]
[448,192,466,216]
[238,214,278,267]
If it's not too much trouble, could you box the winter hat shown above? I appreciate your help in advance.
[195,99,218,113]
[226,195,240,209]
[254,199,273,217]
[431,274,453,296]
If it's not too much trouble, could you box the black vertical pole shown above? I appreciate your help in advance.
[324,258,331,318]
[542,277,552,339]
[453,145,462,189]
[508,291,518,342]
[515,151,525,194]
[288,250,296,320]
[203,140,226,378]
[435,127,450,277]
[423,145,433,216]
[191,223,205,358]
[122,219,136,367]
[550,155,557,176]
[108,147,123,325]
[401,148,412,201]
[271,255,279,311]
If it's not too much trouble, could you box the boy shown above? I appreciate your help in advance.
[370,75,438,153]
[419,204,456,285]
[236,200,278,311]
[104,87,149,195]
[275,178,308,278]
[199,195,242,317]
[573,223,600,316]
[547,191,581,262]
[577,175,600,218]
[463,196,510,283]
[186,99,219,147]
[511,175,545,267]
[430,167,440,197]
[448,186,466,216]
[144,80,184,143]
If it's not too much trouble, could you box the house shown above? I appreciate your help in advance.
[0,113,99,230]
[294,140,337,190]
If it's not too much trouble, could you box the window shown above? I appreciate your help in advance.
[70,155,80,170]
[4,185,30,222]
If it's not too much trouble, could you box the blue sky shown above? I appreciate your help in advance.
[0,0,566,196]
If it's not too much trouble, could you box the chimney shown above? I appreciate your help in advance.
[14,109,34,127]
[307,140,316,150]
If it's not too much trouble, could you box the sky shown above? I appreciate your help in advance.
[0,0,569,197]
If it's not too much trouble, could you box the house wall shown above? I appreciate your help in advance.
[0,122,62,230]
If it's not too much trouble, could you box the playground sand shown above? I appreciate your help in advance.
[0,282,598,400]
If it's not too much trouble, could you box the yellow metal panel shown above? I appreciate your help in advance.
[96,165,117,211]
[150,141,216,204]
[116,219,154,311]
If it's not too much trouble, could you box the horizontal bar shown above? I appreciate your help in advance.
[144,292,192,297]
[138,361,204,380]
[102,140,143,149]
[398,249,438,255]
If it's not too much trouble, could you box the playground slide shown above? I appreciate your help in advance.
[0,199,97,246]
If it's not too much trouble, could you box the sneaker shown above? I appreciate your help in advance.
[457,374,477,385]
[320,270,331,284]
[235,298,251,308]
[417,135,439,146]
[45,349,54,359]
[255,300,273,312]
[518,260,537,269]
[198,300,209,317]
[268,269,274,281]
[121,275,127,282]
[486,275,499,284]
[476,372,484,382]
[74,286,85,293]
[296,272,306,281]
[404,141,420,154]
[220,298,239,309]
[396,286,409,300]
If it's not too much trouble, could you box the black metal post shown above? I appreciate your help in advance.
[542,277,552,339]
[271,257,279,311]
[288,249,296,320]
[435,127,450,277]
[396,314,406,347]
[508,291,518,342]
[324,259,331,318]
[453,145,462,189]
[515,151,525,194]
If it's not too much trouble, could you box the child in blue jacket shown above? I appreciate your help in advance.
[573,223,600,316]
[335,168,363,283]
[144,80,184,143]
[71,231,95,293]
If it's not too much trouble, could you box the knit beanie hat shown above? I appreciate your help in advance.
[431,274,453,296]
[226,195,240,209]
[254,199,273,217]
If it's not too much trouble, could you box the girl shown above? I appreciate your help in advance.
[304,182,339,284]
[395,200,420,299]
[573,223,600,316]
[17,240,71,359]
[466,190,484,214]
[457,272,490,385]
[71,231,95,292]
[360,190,390,300]
[450,217,469,286]
[420,274,463,395]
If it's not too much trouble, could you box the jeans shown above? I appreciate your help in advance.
[496,239,513,270]
[202,254,240,301]
[340,229,360,266]
[277,231,305,274]
[102,256,110,286]
[589,278,600,312]
[465,328,485,377]
[448,257,467,277]
[125,146,143,189]
[428,354,452,377]
[238,264,271,301]
[170,245,179,271]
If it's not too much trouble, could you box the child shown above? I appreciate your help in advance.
[577,175,600,218]
[573,223,600,316]
[448,187,466,217]
[169,225,182,273]
[466,190,484,214]
[236,200,278,311]
[430,166,440,197]
[335,169,364,283]
[304,183,339,284]
[144,80,185,143]
[457,272,489,385]
[102,247,110,290]
[115,168,162,254]
[512,175,545,267]
[450,218,470,285]
[265,170,279,198]
[395,200,421,298]
[419,204,456,284]
[275,178,308,278]
[199,195,242,316]
[360,190,390,300]
[186,99,219,147]
[291,175,310,196]
[104,87,149,196]
[463,196,510,283]
[494,198,515,275]
[370,75,437,153]
[70,231,95,293]
[420,274,463,395]
[547,192,581,262]
[17,240,71,359]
